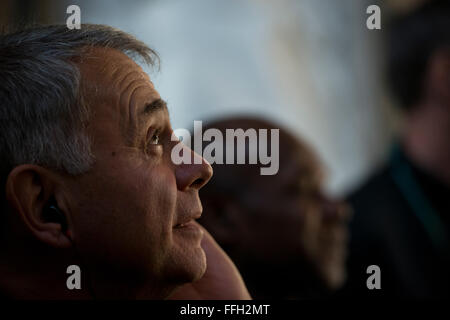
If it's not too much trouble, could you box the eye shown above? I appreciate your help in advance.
[149,130,160,145]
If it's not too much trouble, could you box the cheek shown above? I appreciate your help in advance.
[140,165,178,247]
[67,159,178,274]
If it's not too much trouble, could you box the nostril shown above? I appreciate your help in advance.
[191,178,205,188]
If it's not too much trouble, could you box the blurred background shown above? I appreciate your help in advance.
[0,0,424,195]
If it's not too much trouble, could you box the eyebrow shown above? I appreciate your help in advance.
[141,98,168,116]
[124,98,169,145]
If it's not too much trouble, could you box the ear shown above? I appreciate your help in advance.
[427,48,450,105]
[5,164,73,248]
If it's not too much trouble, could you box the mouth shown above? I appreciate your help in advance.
[173,220,195,229]
[173,212,202,229]
[172,218,203,239]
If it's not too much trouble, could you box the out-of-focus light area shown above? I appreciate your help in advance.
[1,0,423,195]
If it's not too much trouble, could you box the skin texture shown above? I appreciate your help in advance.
[169,224,251,300]
[0,47,247,299]
[62,48,214,298]
[199,118,351,298]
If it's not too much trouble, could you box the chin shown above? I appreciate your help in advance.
[188,246,208,282]
[165,244,207,285]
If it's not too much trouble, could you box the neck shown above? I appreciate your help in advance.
[402,101,450,186]
[0,242,90,299]
[0,240,175,299]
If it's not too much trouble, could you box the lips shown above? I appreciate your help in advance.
[174,222,190,228]
[173,212,202,228]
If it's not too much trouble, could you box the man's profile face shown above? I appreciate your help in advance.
[60,48,212,297]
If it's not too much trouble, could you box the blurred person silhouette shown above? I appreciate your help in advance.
[197,117,351,299]
[344,0,450,298]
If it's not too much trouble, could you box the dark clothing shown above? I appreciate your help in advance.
[343,148,450,298]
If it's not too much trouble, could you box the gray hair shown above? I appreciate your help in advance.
[0,24,158,184]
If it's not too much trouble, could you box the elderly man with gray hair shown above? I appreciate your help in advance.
[0,24,250,299]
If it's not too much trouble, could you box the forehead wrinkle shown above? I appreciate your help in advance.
[119,78,146,121]
[85,62,137,140]
[83,48,157,145]
[111,66,153,144]
[115,70,146,90]
[127,83,153,143]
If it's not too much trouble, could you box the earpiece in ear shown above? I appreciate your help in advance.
[43,198,68,234]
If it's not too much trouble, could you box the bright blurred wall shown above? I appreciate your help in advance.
[5,0,399,195]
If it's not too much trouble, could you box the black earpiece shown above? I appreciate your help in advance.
[43,198,68,234]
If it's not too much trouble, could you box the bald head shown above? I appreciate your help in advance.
[199,117,323,203]
[198,117,350,297]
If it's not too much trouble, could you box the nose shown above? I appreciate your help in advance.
[175,146,213,191]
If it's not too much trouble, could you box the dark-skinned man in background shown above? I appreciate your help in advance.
[198,117,351,299]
